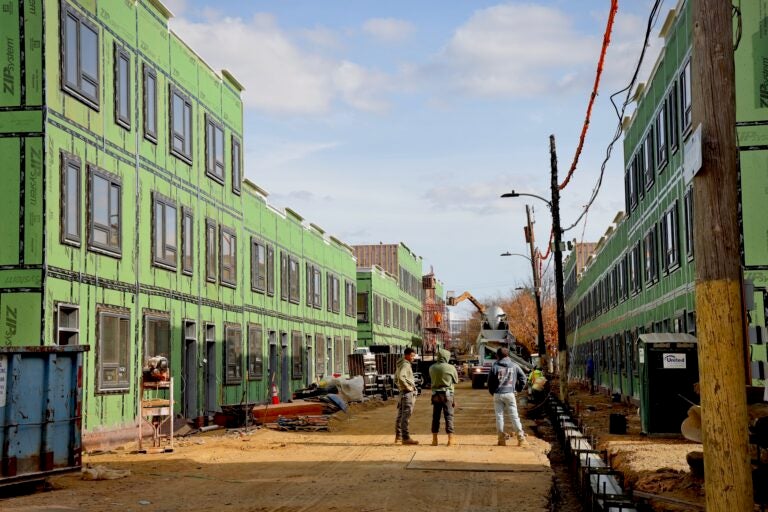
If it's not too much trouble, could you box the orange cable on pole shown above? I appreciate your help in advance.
[559,0,619,191]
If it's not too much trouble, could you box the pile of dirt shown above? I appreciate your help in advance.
[565,383,705,511]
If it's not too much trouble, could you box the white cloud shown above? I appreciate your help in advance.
[420,4,599,98]
[162,0,186,17]
[245,140,340,174]
[423,176,525,215]
[362,18,415,43]
[170,14,390,114]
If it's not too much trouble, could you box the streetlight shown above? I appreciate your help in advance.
[500,251,546,360]
[500,136,567,402]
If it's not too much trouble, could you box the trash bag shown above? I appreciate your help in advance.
[337,375,364,403]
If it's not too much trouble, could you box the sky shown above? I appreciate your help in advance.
[163,0,665,316]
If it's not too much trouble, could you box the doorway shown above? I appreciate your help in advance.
[204,324,216,420]
[183,320,198,420]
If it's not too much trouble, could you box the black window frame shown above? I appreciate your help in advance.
[668,82,679,154]
[96,308,130,393]
[291,330,303,379]
[684,187,694,260]
[643,226,659,285]
[655,103,668,172]
[280,251,289,301]
[313,267,322,308]
[60,151,81,247]
[643,129,655,190]
[680,59,692,136]
[251,238,267,293]
[151,192,177,270]
[143,63,157,143]
[357,292,369,322]
[205,219,216,283]
[288,256,300,304]
[113,43,131,130]
[205,114,225,184]
[266,245,275,296]
[345,280,356,317]
[232,135,242,194]
[87,165,122,257]
[219,226,237,288]
[224,324,242,385]
[181,207,193,275]
[60,2,100,110]
[661,201,680,273]
[247,323,263,380]
[315,333,326,377]
[169,85,193,164]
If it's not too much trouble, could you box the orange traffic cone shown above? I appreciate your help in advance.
[271,383,280,405]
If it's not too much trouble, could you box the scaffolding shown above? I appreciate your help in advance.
[422,273,448,354]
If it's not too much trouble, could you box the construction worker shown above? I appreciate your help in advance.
[429,348,459,446]
[488,347,528,447]
[394,348,419,445]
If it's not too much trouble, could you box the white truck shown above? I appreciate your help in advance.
[447,292,533,389]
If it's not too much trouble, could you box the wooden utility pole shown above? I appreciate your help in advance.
[692,0,752,509]
[549,135,567,403]
[525,205,546,362]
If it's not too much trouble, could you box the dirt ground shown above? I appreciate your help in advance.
[0,380,555,512]
[565,381,706,511]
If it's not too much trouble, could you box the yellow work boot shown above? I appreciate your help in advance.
[497,433,506,446]
[431,434,438,446]
[447,434,455,446]
[402,438,419,445]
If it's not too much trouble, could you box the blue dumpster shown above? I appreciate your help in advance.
[0,345,89,487]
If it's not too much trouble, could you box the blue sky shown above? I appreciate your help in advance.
[164,0,665,314]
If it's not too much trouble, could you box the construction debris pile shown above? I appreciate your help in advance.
[271,415,332,432]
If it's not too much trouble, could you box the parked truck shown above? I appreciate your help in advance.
[447,293,533,389]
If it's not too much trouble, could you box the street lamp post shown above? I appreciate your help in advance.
[501,135,567,402]
[500,251,545,360]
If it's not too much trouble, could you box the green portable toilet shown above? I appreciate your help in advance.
[638,333,699,435]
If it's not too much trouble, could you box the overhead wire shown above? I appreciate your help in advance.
[559,0,619,191]
[563,0,665,233]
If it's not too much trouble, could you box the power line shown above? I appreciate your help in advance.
[563,0,664,233]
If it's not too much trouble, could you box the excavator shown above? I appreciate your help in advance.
[447,292,533,389]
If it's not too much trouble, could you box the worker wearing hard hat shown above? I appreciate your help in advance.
[394,348,419,445]
[429,348,459,447]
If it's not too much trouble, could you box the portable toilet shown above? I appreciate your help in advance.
[637,333,699,435]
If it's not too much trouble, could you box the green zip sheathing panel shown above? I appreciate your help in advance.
[566,0,768,392]
[0,0,359,444]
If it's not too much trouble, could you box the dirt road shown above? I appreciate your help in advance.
[1,381,554,512]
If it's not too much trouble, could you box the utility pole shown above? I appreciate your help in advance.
[692,1,752,509]
[549,135,567,403]
[525,205,546,363]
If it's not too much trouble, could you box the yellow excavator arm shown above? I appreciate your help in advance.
[446,291,485,314]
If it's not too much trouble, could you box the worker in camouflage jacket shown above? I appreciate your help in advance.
[394,347,419,445]
[429,348,459,446]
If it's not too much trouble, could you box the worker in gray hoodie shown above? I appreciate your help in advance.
[429,348,459,446]
[394,347,418,445]
[487,347,528,446]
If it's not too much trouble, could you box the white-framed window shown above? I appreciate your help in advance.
[643,130,654,190]
[643,226,659,285]
[656,104,667,171]
[55,303,79,345]
[667,82,679,153]
[144,314,170,368]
